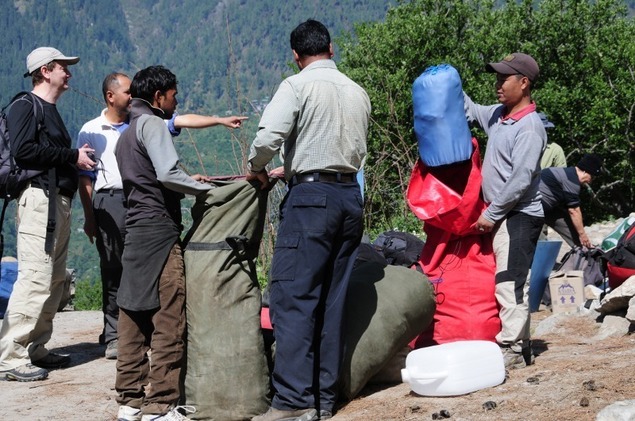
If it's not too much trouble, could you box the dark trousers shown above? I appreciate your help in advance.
[93,190,126,345]
[115,243,186,415]
[544,209,579,248]
[269,181,363,413]
[493,211,544,348]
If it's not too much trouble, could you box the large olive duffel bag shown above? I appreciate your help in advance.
[183,180,270,420]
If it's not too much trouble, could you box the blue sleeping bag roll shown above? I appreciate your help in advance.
[413,64,472,167]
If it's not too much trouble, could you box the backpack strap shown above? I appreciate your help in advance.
[9,92,56,254]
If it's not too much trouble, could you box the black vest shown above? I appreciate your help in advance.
[115,99,184,227]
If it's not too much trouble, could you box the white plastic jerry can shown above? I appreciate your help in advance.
[401,340,505,396]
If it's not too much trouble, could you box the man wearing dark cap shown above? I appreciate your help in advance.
[0,47,95,381]
[464,52,546,369]
[540,153,603,248]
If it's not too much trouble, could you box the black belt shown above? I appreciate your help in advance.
[30,182,74,199]
[291,172,356,184]
[96,189,124,196]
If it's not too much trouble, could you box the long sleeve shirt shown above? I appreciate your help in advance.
[115,99,211,226]
[8,93,79,194]
[248,59,370,179]
[464,93,546,222]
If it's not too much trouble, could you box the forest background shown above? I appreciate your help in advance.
[1,0,634,290]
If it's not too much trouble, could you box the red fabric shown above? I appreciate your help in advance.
[407,138,486,236]
[261,307,272,330]
[413,225,500,347]
[407,138,501,347]
[607,226,635,289]
[607,264,635,290]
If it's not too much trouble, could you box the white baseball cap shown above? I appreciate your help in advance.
[24,47,79,77]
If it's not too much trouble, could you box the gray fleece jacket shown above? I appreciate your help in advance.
[463,93,546,222]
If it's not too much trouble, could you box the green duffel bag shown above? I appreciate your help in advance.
[339,262,436,401]
[183,179,270,420]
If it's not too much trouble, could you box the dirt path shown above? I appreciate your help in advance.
[0,309,633,420]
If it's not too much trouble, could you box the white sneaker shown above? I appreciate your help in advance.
[118,405,142,421]
[140,406,196,421]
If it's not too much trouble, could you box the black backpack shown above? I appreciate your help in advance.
[0,92,48,257]
[0,92,46,202]
[372,230,425,268]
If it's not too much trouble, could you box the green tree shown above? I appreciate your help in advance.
[340,0,635,229]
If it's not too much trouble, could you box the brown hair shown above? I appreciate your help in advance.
[31,61,58,86]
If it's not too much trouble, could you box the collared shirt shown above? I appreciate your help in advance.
[540,166,581,212]
[248,59,370,179]
[76,109,128,191]
[76,110,182,192]
[464,94,547,221]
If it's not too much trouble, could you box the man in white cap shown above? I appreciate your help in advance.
[464,52,547,369]
[0,47,95,381]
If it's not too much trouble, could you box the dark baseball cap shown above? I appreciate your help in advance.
[486,53,539,82]
[577,153,603,176]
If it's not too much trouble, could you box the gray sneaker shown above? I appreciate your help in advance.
[105,339,118,360]
[0,363,48,381]
[252,407,315,421]
[319,410,333,420]
[501,347,525,370]
[293,409,333,421]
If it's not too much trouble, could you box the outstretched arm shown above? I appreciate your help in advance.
[174,114,247,129]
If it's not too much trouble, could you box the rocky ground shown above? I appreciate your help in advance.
[0,219,633,421]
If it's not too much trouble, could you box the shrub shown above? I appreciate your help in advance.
[73,279,102,311]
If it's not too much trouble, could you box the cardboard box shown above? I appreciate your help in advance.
[548,270,584,314]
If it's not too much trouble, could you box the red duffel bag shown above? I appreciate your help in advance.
[407,138,501,347]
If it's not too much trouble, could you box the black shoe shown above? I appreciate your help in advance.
[32,352,71,369]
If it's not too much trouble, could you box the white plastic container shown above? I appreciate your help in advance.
[401,340,505,396]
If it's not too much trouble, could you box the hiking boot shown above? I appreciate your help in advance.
[141,406,196,421]
[252,407,315,421]
[294,409,318,421]
[32,352,71,369]
[293,409,333,421]
[0,363,48,381]
[118,405,142,421]
[319,410,333,420]
[501,347,526,370]
[105,339,118,360]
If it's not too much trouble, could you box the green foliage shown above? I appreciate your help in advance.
[340,0,635,227]
[73,278,102,311]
